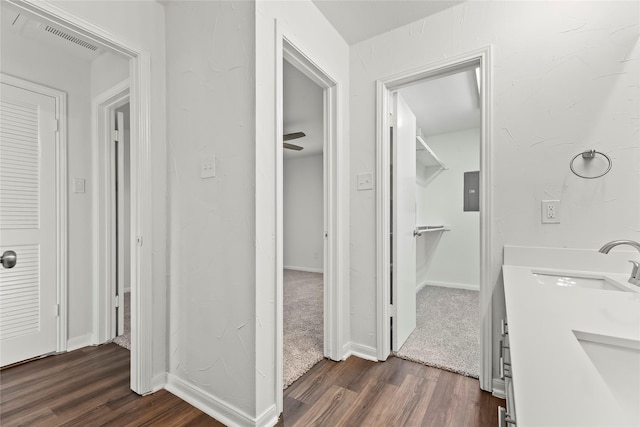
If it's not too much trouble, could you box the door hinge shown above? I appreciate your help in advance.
[114,129,119,142]
[55,304,60,317]
[54,119,59,132]
[137,235,143,247]
[114,295,120,308]
[389,304,397,317]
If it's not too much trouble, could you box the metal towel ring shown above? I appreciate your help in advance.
[570,150,612,179]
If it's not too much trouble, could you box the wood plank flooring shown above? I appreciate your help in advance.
[0,344,223,427]
[1,343,504,426]
[277,355,504,427]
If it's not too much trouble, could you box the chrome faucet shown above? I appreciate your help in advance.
[598,240,640,286]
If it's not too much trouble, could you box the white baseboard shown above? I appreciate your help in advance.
[283,265,323,274]
[165,373,276,427]
[417,280,479,292]
[67,333,94,351]
[492,378,506,399]
[342,342,378,362]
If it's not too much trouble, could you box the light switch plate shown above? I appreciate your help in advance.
[200,155,215,179]
[73,178,85,193]
[357,173,373,191]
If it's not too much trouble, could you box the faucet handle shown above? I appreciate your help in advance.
[629,260,640,278]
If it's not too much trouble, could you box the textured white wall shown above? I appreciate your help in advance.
[284,155,324,272]
[165,0,257,417]
[165,1,348,421]
[349,0,640,382]
[90,52,129,98]
[1,26,94,344]
[416,128,480,290]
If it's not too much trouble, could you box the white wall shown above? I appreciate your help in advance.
[416,128,480,290]
[165,0,258,421]
[90,51,129,98]
[166,1,349,423]
[1,25,94,345]
[349,0,639,385]
[284,154,323,272]
[40,0,168,386]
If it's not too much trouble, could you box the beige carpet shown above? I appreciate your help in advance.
[395,285,479,378]
[283,269,324,388]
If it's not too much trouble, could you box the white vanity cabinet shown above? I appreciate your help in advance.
[501,245,640,426]
[498,318,516,426]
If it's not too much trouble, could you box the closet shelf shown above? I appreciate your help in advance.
[416,129,445,169]
[413,225,451,236]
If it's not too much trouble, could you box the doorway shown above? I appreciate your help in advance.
[376,47,493,391]
[112,102,132,350]
[393,67,481,378]
[275,34,345,410]
[2,0,154,394]
[282,60,325,387]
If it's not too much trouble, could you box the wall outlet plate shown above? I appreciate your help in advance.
[200,155,215,179]
[541,200,560,224]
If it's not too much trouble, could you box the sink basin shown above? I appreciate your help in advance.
[573,330,640,424]
[532,271,633,292]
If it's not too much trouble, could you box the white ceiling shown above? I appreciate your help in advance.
[283,61,324,159]
[399,68,480,137]
[312,0,465,45]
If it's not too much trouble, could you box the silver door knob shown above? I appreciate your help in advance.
[0,250,17,269]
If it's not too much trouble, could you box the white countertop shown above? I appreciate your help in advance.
[502,246,640,427]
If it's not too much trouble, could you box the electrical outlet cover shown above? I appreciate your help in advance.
[541,200,560,224]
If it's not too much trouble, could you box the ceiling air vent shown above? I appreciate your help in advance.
[44,25,98,51]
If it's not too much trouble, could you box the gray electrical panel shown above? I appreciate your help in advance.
[464,171,480,212]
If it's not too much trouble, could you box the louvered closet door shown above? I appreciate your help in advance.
[0,82,58,367]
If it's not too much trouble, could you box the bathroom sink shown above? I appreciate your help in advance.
[573,330,640,424]
[531,270,634,292]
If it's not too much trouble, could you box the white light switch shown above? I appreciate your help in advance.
[200,155,216,179]
[357,173,373,191]
[73,178,85,193]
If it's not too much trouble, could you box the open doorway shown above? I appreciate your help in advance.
[376,48,493,391]
[111,102,132,351]
[282,60,325,387]
[0,0,154,394]
[393,66,481,377]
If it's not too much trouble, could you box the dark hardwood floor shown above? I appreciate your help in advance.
[277,356,504,427]
[1,343,504,426]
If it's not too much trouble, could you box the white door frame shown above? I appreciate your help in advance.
[275,25,346,411]
[375,46,493,391]
[0,72,68,357]
[92,81,129,343]
[10,0,155,394]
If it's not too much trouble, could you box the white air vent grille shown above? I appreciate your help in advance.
[44,25,98,51]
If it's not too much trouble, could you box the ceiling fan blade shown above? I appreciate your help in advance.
[283,132,306,141]
[284,142,304,151]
